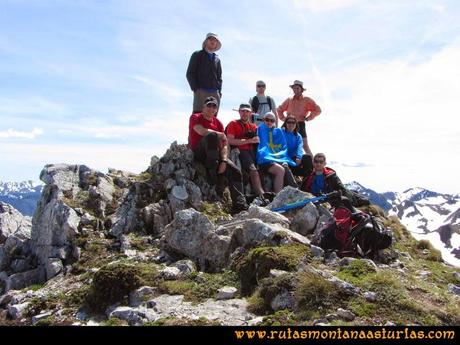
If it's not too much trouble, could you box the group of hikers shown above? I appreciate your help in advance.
[186,33,356,215]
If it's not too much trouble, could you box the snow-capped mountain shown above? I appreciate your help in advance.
[0,180,43,216]
[346,182,460,267]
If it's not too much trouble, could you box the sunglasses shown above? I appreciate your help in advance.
[313,160,325,164]
[257,85,266,88]
[206,104,218,108]
[264,118,275,123]
[286,121,296,124]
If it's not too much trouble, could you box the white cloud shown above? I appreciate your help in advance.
[0,127,43,139]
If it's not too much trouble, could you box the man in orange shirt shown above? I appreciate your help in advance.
[277,80,321,158]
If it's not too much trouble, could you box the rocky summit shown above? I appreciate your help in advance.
[0,142,459,326]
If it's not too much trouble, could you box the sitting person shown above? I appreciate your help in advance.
[256,111,297,193]
[281,116,313,180]
[226,103,270,203]
[301,153,354,210]
[188,96,248,214]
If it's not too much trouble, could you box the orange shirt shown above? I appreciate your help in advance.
[277,95,321,122]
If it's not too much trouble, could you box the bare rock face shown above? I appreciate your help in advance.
[163,208,231,272]
[162,207,310,272]
[31,164,117,281]
[267,187,320,235]
[0,203,32,273]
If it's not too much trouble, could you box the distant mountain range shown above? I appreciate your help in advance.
[1,179,458,266]
[0,181,43,216]
[346,182,460,267]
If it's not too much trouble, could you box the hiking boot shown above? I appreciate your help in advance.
[253,195,270,207]
[262,192,276,203]
[231,201,249,215]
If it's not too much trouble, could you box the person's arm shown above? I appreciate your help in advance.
[217,141,229,174]
[186,52,199,91]
[333,174,353,199]
[217,59,222,96]
[277,98,289,122]
[305,99,322,121]
[295,134,303,160]
[270,97,279,127]
[193,124,226,141]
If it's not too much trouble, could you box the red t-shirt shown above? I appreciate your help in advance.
[225,120,257,151]
[188,112,224,150]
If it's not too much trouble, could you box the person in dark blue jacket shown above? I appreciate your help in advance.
[186,33,222,115]
[281,116,313,179]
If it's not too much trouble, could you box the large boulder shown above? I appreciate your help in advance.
[0,202,32,272]
[162,208,231,272]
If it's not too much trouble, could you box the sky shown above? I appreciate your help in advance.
[1,0,459,194]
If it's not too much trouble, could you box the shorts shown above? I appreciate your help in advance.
[297,121,307,138]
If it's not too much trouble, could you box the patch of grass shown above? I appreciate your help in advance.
[134,171,153,182]
[85,262,144,313]
[233,243,312,295]
[294,271,340,319]
[201,202,232,223]
[347,297,377,318]
[26,284,44,292]
[259,310,298,326]
[157,271,239,303]
[359,270,441,325]
[415,240,443,262]
[103,318,129,326]
[33,315,56,326]
[249,273,295,315]
[337,259,377,285]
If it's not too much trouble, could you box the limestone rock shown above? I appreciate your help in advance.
[216,286,238,300]
[337,308,355,321]
[246,205,290,228]
[162,208,231,272]
[270,291,295,311]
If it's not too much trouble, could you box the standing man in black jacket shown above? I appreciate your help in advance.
[186,33,222,115]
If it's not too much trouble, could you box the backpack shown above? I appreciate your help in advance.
[313,207,392,258]
[250,96,273,113]
[349,190,370,207]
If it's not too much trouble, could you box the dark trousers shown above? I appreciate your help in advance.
[289,154,313,177]
[193,132,246,207]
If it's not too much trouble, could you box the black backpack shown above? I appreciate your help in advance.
[250,96,273,113]
[313,207,392,258]
[349,190,370,207]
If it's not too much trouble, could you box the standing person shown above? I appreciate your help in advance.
[249,80,277,127]
[226,103,268,201]
[188,97,248,214]
[186,33,223,115]
[277,80,321,157]
[281,116,313,179]
[256,112,297,193]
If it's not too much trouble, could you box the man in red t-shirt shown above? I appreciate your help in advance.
[226,103,267,200]
[189,97,248,214]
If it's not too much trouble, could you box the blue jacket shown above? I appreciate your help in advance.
[283,129,303,161]
[256,123,296,166]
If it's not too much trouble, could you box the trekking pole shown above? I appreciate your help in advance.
[271,191,341,213]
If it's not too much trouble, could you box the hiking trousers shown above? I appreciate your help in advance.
[193,132,246,208]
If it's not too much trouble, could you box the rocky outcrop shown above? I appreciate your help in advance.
[162,207,310,272]
[0,203,36,292]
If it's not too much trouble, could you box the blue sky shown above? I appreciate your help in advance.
[1,0,459,194]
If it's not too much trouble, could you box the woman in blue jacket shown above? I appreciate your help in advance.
[256,112,297,193]
[281,116,313,179]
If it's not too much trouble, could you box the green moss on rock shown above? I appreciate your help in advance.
[234,244,312,295]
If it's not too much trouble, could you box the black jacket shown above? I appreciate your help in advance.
[186,49,222,92]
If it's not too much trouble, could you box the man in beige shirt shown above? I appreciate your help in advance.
[277,80,321,157]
